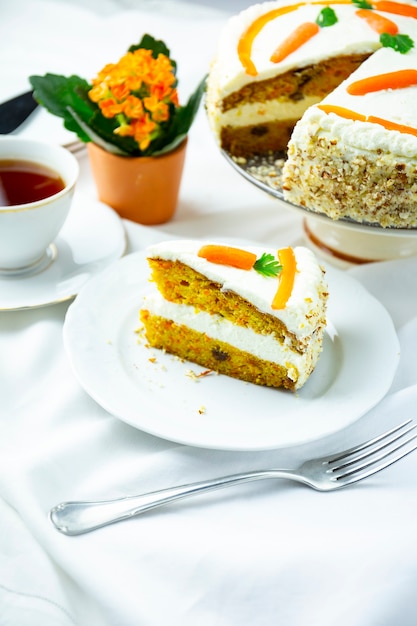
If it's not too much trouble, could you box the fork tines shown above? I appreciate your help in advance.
[326,419,417,485]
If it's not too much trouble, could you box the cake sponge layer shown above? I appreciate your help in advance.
[147,257,298,348]
[140,311,301,390]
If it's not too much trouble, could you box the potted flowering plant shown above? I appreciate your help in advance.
[30,35,206,224]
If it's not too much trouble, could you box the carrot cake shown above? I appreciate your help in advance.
[206,1,417,227]
[139,240,328,391]
[206,0,417,158]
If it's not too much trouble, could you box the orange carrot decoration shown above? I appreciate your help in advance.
[271,247,297,310]
[367,115,417,137]
[236,0,417,76]
[237,0,352,75]
[238,4,303,75]
[198,245,257,270]
[347,69,417,95]
[355,9,398,34]
[270,22,320,63]
[317,104,367,122]
[373,1,417,20]
[318,104,417,137]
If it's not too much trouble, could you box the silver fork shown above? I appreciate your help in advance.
[50,420,417,535]
[64,139,86,156]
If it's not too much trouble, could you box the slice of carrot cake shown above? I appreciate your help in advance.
[282,46,417,227]
[139,240,328,391]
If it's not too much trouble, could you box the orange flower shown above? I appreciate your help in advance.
[111,83,131,102]
[114,122,134,137]
[169,90,179,107]
[123,95,144,119]
[99,98,124,118]
[87,44,180,151]
[30,33,205,158]
[131,114,156,146]
[125,75,143,93]
[143,95,169,122]
[88,82,109,102]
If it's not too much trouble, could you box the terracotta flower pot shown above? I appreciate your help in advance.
[87,139,187,225]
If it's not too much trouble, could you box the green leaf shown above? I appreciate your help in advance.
[129,33,170,58]
[351,0,373,9]
[380,33,415,54]
[253,253,282,278]
[29,74,96,143]
[67,108,129,155]
[316,7,338,28]
[149,75,207,156]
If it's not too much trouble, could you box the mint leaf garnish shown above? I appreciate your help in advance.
[316,7,338,27]
[380,33,415,54]
[352,0,373,9]
[253,253,282,277]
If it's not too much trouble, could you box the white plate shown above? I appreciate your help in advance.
[0,192,126,311]
[63,251,400,450]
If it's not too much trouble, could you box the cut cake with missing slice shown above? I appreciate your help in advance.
[206,0,417,227]
[139,240,328,391]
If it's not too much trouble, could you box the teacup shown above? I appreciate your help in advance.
[0,137,79,273]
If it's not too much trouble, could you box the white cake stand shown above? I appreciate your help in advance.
[222,151,417,268]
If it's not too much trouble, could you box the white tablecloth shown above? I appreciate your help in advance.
[2,2,417,625]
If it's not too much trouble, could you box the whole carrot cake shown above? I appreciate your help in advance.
[139,240,328,391]
[206,0,417,227]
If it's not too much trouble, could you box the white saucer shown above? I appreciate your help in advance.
[0,192,126,311]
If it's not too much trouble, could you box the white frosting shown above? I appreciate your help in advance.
[206,0,417,144]
[289,105,417,160]
[142,292,323,388]
[146,240,327,342]
[301,47,417,155]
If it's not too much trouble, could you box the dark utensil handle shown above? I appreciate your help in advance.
[0,90,39,134]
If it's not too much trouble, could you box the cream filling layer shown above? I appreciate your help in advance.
[142,292,324,388]
[208,95,321,134]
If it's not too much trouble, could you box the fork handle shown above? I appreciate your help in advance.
[50,469,295,535]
